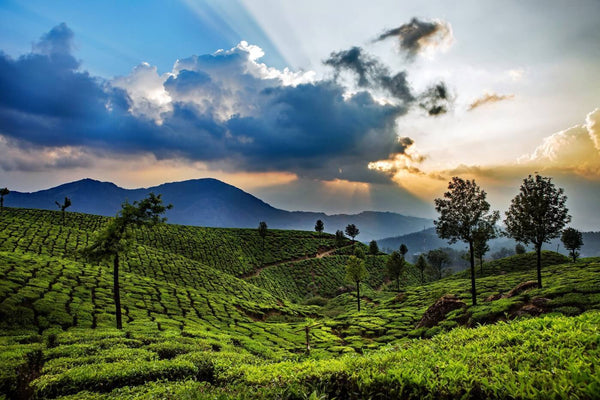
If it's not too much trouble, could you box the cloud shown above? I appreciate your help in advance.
[0,23,456,184]
[419,83,452,116]
[468,92,515,111]
[1,24,449,185]
[374,18,454,59]
[324,46,414,104]
[323,46,452,115]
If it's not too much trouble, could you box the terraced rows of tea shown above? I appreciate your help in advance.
[1,207,599,399]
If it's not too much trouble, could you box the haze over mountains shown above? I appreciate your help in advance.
[6,178,433,241]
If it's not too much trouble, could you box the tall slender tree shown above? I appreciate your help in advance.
[55,197,72,225]
[0,187,9,212]
[415,254,429,283]
[504,174,570,288]
[335,230,346,247]
[83,193,171,329]
[345,255,367,312]
[472,220,497,274]
[434,177,499,305]
[399,244,408,258]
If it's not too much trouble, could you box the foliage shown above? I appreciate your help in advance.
[399,243,408,257]
[55,197,72,225]
[426,249,450,280]
[335,230,345,247]
[83,193,171,329]
[515,243,526,255]
[368,240,379,255]
[345,255,367,311]
[504,174,571,287]
[561,227,583,262]
[434,177,499,305]
[414,254,429,283]
[386,251,405,292]
[344,224,359,242]
[1,207,599,399]
[314,220,324,234]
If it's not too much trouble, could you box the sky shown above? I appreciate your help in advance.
[1,0,599,229]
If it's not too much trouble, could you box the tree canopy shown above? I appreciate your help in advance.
[345,224,360,242]
[504,174,570,287]
[314,219,324,233]
[368,240,379,255]
[561,227,583,262]
[386,250,405,292]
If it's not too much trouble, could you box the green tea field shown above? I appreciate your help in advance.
[0,208,599,399]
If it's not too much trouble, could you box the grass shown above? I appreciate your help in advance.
[0,207,599,399]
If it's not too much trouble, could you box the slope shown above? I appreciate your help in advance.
[6,179,433,240]
[1,208,599,399]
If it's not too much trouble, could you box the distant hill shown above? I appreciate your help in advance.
[5,178,432,241]
[378,228,600,258]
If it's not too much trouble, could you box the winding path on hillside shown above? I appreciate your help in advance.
[239,245,354,280]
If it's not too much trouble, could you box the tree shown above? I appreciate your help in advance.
[504,174,571,288]
[561,227,583,262]
[345,224,360,244]
[258,221,268,266]
[83,193,171,329]
[368,240,379,255]
[345,255,367,311]
[415,254,429,283]
[472,221,497,274]
[0,187,9,212]
[386,250,405,292]
[399,243,408,258]
[426,249,450,280]
[55,197,72,225]
[335,230,346,247]
[434,176,499,305]
[314,219,324,234]
[515,243,526,255]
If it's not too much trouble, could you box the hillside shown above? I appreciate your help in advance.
[6,179,433,241]
[378,227,600,259]
[0,208,599,399]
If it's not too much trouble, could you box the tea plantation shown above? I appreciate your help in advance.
[0,207,599,399]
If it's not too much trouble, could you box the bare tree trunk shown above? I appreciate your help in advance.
[114,253,122,329]
[356,281,360,312]
[469,240,477,306]
[536,244,543,289]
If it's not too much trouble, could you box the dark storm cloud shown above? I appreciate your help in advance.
[324,47,414,103]
[324,47,452,116]
[374,18,452,59]
[419,83,451,116]
[0,24,452,183]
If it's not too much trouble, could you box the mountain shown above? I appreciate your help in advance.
[377,228,600,258]
[5,178,432,241]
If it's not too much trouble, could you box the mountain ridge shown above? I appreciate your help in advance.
[5,178,433,241]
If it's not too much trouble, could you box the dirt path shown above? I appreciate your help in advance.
[239,245,353,280]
